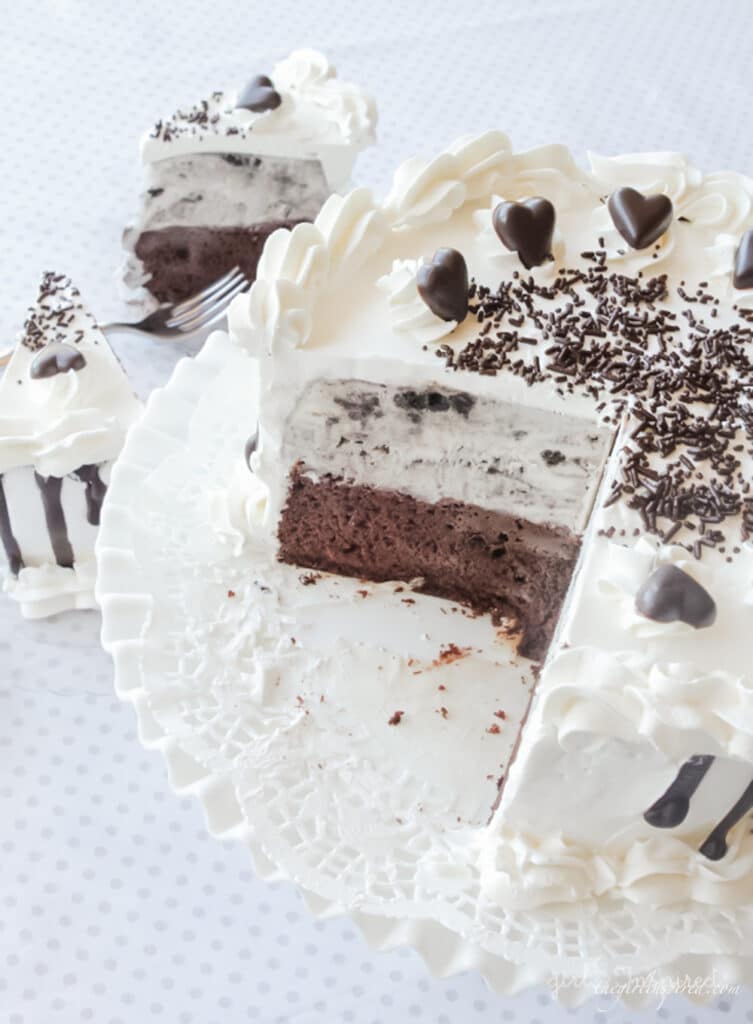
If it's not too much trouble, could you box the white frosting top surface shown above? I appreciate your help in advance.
[0,273,142,476]
[141,49,377,173]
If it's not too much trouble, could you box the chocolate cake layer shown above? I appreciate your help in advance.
[134,220,307,303]
[278,466,581,660]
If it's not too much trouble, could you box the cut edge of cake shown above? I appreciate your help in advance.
[226,131,753,911]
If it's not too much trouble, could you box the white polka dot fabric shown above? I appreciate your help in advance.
[2,0,753,1019]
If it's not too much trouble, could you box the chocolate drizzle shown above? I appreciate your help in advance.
[699,778,753,860]
[0,476,23,576]
[73,465,107,526]
[244,430,259,470]
[34,473,74,568]
[643,755,714,828]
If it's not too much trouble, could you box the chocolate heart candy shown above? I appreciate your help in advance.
[635,564,716,628]
[733,228,753,289]
[492,197,555,269]
[236,74,282,113]
[607,187,673,249]
[416,248,469,323]
[30,342,86,379]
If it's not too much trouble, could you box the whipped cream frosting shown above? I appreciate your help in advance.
[377,258,458,343]
[3,559,98,618]
[0,274,141,477]
[227,132,753,916]
[141,49,377,191]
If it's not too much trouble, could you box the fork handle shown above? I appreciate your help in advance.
[98,321,146,333]
[98,321,182,341]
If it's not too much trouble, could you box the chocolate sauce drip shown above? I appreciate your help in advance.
[0,476,24,576]
[244,431,258,470]
[643,754,715,828]
[34,473,74,568]
[699,777,753,860]
[73,465,107,526]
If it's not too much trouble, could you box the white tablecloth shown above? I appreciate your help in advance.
[2,1,752,1020]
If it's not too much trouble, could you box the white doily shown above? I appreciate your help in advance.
[96,331,753,1007]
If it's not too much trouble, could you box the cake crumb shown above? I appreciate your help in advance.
[486,723,501,735]
[388,710,404,726]
[438,684,446,691]
[494,709,507,721]
[227,589,236,598]
[356,589,369,598]
[435,643,471,666]
[299,572,320,586]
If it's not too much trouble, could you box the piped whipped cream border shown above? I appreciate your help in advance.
[228,131,753,357]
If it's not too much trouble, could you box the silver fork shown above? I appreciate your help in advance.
[0,267,250,368]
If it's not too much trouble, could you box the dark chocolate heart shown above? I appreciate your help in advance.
[607,187,673,250]
[236,74,282,113]
[733,228,753,289]
[30,342,86,380]
[416,248,469,323]
[635,564,716,629]
[492,197,555,269]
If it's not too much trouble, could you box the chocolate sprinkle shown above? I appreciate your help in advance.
[436,248,753,559]
[20,272,98,354]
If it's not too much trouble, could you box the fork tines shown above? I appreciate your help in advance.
[168,267,249,332]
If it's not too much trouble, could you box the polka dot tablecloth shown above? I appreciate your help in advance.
[3,1,753,1020]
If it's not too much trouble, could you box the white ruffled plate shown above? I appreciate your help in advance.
[95,330,753,1008]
